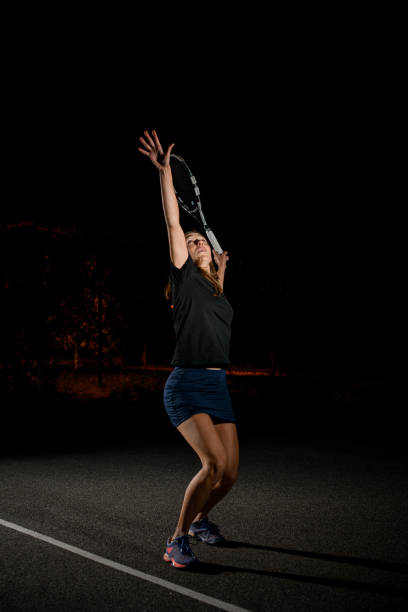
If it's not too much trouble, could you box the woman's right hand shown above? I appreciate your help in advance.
[137,130,175,171]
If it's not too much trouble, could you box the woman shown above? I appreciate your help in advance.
[138,130,239,569]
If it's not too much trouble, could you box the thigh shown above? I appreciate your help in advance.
[214,422,239,479]
[177,413,228,467]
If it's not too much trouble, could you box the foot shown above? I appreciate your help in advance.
[188,516,225,545]
[163,534,198,568]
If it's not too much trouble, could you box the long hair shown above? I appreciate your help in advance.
[164,231,223,300]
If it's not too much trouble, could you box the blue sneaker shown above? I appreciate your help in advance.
[163,534,198,568]
[188,516,225,544]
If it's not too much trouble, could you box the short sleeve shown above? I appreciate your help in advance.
[169,254,196,286]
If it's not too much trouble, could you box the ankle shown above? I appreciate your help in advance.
[192,514,207,524]
[170,531,186,542]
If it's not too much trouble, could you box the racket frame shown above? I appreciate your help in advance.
[170,153,223,254]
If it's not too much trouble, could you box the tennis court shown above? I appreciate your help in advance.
[1,408,407,612]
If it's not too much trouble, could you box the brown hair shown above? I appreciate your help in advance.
[164,231,223,300]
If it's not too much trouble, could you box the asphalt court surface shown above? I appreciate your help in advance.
[1,435,407,611]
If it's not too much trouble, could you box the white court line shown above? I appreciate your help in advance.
[0,518,251,612]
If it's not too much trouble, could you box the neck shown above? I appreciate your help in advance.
[198,263,211,274]
[196,255,211,273]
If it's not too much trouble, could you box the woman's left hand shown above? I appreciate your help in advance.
[213,249,229,269]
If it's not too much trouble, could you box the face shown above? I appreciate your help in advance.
[185,233,212,265]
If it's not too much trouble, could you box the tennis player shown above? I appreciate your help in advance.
[138,130,239,569]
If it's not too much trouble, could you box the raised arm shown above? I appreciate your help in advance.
[138,130,188,268]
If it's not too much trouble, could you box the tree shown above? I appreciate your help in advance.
[48,253,126,384]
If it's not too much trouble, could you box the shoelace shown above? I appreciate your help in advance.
[199,518,220,533]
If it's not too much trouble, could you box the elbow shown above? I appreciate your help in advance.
[166,216,181,229]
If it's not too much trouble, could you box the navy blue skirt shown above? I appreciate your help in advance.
[163,367,236,428]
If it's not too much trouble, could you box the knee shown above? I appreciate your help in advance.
[221,468,239,488]
[203,455,227,485]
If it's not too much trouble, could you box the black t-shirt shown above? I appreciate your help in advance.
[169,254,233,368]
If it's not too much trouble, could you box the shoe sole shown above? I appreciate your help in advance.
[163,552,197,568]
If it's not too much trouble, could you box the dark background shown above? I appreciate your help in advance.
[1,27,396,451]
[4,93,388,374]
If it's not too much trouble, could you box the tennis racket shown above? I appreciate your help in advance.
[170,153,223,254]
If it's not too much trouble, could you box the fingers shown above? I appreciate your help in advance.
[164,142,176,162]
[152,130,164,156]
[138,129,172,169]
[143,130,156,149]
[212,249,230,261]
[139,135,152,151]
[137,147,150,156]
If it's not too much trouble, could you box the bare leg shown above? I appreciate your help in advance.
[171,465,221,541]
[170,413,227,541]
[192,422,239,524]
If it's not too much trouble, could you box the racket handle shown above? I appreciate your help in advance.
[206,229,223,254]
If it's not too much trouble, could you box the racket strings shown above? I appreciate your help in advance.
[170,155,201,214]
[170,153,222,254]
